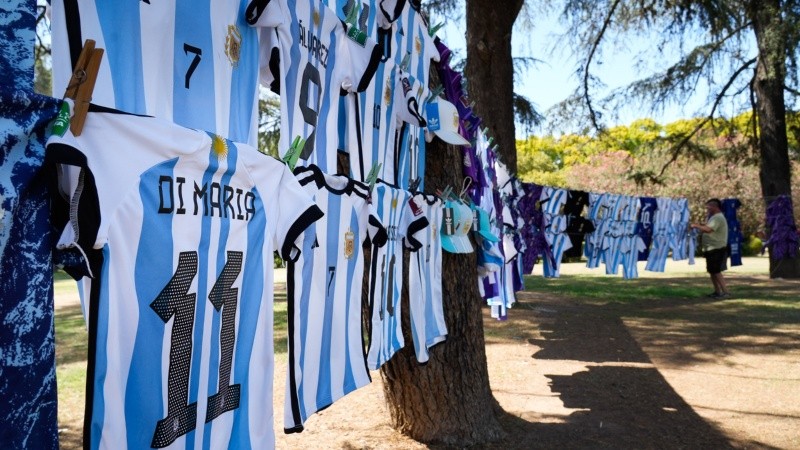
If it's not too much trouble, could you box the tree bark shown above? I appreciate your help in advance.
[749,0,800,278]
[464,0,524,174]
[377,68,504,445]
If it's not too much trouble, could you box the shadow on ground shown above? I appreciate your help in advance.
[477,274,800,449]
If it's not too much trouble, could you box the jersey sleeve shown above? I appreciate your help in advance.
[368,213,388,247]
[402,195,429,250]
[393,69,426,127]
[377,0,406,28]
[249,155,323,261]
[336,22,382,93]
[245,0,287,29]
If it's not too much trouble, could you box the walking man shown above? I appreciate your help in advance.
[691,198,729,298]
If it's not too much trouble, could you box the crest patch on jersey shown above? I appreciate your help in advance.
[313,9,321,26]
[391,198,398,209]
[212,135,229,159]
[344,228,355,259]
[414,36,422,54]
[225,25,242,66]
[384,78,392,106]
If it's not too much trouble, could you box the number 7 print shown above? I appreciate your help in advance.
[183,43,202,89]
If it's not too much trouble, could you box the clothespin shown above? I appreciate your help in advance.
[426,85,445,104]
[365,162,381,192]
[282,136,305,170]
[62,39,103,137]
[438,185,453,201]
[428,22,445,38]
[343,0,360,27]
[400,53,411,72]
[408,177,421,192]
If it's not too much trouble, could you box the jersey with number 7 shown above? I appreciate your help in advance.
[49,0,261,146]
[246,0,381,173]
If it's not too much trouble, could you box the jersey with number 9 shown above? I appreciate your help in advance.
[246,0,381,173]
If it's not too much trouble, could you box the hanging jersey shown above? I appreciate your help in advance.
[722,198,743,266]
[408,194,446,364]
[46,107,322,450]
[366,182,428,370]
[0,83,62,450]
[284,165,386,433]
[50,0,261,145]
[636,197,657,261]
[246,0,381,172]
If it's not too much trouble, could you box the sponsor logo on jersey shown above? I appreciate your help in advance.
[157,175,256,221]
[344,228,355,259]
[225,25,242,66]
[409,199,423,217]
[299,20,330,68]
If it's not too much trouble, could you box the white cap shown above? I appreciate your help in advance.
[427,99,470,146]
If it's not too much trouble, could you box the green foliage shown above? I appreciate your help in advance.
[743,235,764,257]
[517,112,800,237]
[258,92,281,157]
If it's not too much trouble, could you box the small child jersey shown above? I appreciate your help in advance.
[285,165,386,433]
[246,0,381,173]
[366,182,428,370]
[49,0,261,145]
[408,193,446,364]
[47,107,322,450]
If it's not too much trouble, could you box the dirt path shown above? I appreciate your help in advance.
[56,258,800,449]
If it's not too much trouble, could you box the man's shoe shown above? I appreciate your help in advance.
[718,292,731,299]
[706,292,720,298]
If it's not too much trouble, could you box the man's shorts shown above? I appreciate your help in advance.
[704,247,728,274]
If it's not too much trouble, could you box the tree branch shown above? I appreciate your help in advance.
[583,0,622,132]
[655,56,757,179]
[785,84,800,96]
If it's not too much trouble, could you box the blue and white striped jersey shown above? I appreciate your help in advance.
[393,1,439,190]
[366,182,428,370]
[284,164,386,433]
[247,0,381,173]
[47,108,322,450]
[408,193,446,363]
[50,0,261,146]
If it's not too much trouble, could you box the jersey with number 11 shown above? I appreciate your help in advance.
[46,109,322,450]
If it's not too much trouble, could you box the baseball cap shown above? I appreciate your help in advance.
[426,99,470,146]
[471,203,500,243]
[441,200,474,253]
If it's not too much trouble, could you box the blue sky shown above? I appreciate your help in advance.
[430,7,727,137]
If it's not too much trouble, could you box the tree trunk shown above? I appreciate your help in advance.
[464,0,524,173]
[750,0,800,278]
[378,71,504,444]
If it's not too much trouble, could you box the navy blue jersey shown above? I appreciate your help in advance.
[722,198,743,266]
[636,197,657,261]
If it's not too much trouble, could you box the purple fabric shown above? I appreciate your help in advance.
[518,183,552,273]
[765,195,799,260]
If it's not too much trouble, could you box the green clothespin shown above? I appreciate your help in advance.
[365,162,381,192]
[282,135,305,170]
[428,22,445,38]
[343,0,359,27]
[400,53,411,72]
[439,185,453,201]
[426,85,445,104]
[51,101,71,137]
